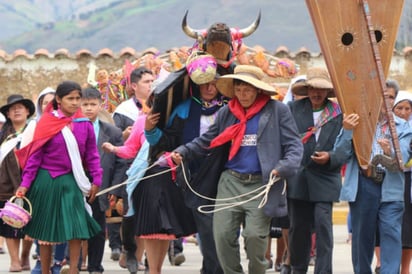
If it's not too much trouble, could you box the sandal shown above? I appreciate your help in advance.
[137,262,146,271]
[80,264,87,271]
[118,251,127,269]
[9,265,22,272]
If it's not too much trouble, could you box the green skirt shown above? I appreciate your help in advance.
[23,169,100,243]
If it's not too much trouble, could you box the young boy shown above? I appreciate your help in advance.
[80,87,128,273]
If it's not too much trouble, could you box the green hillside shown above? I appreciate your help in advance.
[0,0,411,54]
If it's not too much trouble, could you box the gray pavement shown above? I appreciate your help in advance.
[0,225,380,273]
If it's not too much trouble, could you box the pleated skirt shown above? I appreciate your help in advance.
[23,169,100,243]
[132,166,196,239]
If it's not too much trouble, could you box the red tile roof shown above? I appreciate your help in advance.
[0,45,411,61]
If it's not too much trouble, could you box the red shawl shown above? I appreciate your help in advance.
[15,105,86,169]
[209,94,269,160]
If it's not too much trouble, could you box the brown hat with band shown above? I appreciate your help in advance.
[216,65,277,98]
[291,67,335,97]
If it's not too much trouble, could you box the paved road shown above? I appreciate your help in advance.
[0,224,376,274]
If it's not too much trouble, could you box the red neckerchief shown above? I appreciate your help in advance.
[209,94,269,160]
[15,104,86,169]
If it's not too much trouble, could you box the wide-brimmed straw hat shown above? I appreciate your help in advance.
[0,94,35,119]
[291,67,335,97]
[216,65,277,98]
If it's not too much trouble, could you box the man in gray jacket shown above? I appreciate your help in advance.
[170,65,303,274]
[287,67,345,274]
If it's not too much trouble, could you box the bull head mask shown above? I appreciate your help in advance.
[182,10,261,65]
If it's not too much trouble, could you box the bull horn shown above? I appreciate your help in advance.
[239,11,261,38]
[182,10,202,39]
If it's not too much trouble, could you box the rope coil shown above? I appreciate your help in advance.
[96,153,284,213]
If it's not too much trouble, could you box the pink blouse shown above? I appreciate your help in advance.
[116,114,147,159]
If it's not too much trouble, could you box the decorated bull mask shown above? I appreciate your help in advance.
[182,10,261,71]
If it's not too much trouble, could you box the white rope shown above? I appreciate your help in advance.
[96,153,284,214]
[179,160,283,214]
[96,158,176,197]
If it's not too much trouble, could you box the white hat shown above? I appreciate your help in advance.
[393,90,412,108]
[282,75,307,104]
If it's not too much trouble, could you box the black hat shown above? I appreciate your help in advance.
[0,94,35,119]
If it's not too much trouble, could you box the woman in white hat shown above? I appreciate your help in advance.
[392,90,412,274]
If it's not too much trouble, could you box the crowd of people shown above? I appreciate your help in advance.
[1,56,412,274]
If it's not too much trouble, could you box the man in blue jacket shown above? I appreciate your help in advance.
[336,80,412,273]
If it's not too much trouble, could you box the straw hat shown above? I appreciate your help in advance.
[216,65,277,98]
[0,94,35,119]
[291,67,335,97]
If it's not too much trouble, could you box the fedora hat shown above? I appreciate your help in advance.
[0,94,35,119]
[216,65,277,98]
[291,67,335,97]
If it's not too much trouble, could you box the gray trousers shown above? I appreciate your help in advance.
[213,170,271,274]
[288,199,333,274]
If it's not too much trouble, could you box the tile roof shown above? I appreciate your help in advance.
[0,45,410,61]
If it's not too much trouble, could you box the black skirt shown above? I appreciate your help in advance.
[132,166,196,238]
[0,200,25,239]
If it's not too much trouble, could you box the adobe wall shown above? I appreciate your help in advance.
[1,50,412,105]
[0,54,129,104]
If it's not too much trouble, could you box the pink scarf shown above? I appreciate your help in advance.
[301,100,341,144]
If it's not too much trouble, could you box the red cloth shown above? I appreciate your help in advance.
[209,94,269,160]
[15,105,86,169]
[164,152,177,181]
[124,59,134,87]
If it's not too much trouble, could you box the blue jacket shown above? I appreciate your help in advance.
[337,115,412,202]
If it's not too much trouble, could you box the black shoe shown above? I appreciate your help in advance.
[375,266,381,274]
[126,251,138,274]
[170,252,185,266]
[111,248,121,261]
[266,259,273,270]
[280,264,291,274]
